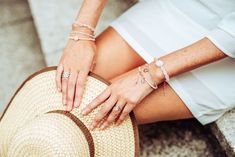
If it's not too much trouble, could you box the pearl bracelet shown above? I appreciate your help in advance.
[68,36,95,41]
[154,57,170,82]
[73,21,95,32]
[69,31,95,38]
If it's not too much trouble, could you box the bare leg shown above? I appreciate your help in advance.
[92,27,194,125]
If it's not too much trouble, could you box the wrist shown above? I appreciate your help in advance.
[148,61,165,85]
[72,22,95,35]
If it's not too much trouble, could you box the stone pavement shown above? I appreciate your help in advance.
[0,0,45,114]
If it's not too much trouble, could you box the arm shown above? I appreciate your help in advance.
[74,0,108,34]
[56,0,108,111]
[148,37,227,85]
[84,37,228,130]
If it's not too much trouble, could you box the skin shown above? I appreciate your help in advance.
[56,0,227,131]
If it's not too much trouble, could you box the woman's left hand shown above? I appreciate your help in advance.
[81,66,154,130]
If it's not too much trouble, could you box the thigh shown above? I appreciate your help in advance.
[133,82,194,125]
[93,26,194,125]
[92,27,146,80]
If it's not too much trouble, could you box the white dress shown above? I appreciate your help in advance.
[109,0,235,125]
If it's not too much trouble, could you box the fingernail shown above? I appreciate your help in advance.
[57,87,61,92]
[116,121,120,126]
[74,103,80,108]
[66,106,72,111]
[89,125,94,131]
[82,110,87,116]
[100,124,107,130]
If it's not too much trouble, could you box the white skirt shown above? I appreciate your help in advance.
[109,0,235,125]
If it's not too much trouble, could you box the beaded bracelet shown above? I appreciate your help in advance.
[73,21,95,32]
[68,36,95,41]
[154,57,170,82]
[69,31,95,38]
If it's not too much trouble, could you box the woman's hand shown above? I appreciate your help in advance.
[56,40,96,111]
[81,66,155,130]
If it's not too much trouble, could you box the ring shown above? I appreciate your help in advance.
[62,71,71,79]
[114,104,121,111]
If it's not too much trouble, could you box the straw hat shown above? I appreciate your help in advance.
[0,66,139,157]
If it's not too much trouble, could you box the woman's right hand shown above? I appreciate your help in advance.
[56,40,96,111]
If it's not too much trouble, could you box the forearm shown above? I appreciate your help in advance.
[76,0,108,29]
[148,37,227,84]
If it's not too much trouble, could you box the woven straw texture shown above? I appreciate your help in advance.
[0,67,138,157]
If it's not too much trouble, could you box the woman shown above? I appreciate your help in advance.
[55,0,235,131]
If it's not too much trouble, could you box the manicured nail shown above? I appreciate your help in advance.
[89,125,94,131]
[116,121,120,126]
[82,110,87,116]
[66,105,72,111]
[74,103,80,108]
[100,124,107,130]
[97,122,103,128]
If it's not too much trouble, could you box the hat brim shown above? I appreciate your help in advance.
[0,66,140,157]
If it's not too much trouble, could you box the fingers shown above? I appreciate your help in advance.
[89,95,118,130]
[61,67,69,105]
[74,70,89,108]
[82,87,111,115]
[115,104,133,126]
[56,65,63,92]
[99,99,126,130]
[66,70,78,111]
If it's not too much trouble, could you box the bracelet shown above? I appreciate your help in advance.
[69,31,95,38]
[138,65,158,90]
[68,36,95,41]
[154,57,170,82]
[73,21,95,32]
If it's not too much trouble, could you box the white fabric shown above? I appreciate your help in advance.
[110,0,235,125]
